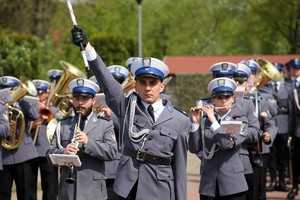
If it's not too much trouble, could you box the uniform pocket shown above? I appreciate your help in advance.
[232,163,244,174]
[160,127,177,151]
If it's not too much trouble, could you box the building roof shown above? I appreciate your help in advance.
[163,55,300,75]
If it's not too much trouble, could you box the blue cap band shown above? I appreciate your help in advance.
[288,60,300,68]
[235,70,250,78]
[135,67,164,79]
[49,75,62,80]
[2,82,19,88]
[36,86,49,91]
[212,70,234,75]
[212,86,234,94]
[73,86,96,96]
[111,72,127,79]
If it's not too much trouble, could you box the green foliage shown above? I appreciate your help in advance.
[173,73,211,113]
[0,34,40,78]
[91,34,138,66]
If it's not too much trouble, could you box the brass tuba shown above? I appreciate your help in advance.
[49,60,87,119]
[254,58,281,90]
[2,77,38,150]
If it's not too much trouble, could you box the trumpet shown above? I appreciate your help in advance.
[190,106,231,112]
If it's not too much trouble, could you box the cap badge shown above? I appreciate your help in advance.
[36,81,41,86]
[2,77,7,83]
[142,58,151,69]
[77,79,84,86]
[217,79,225,86]
[244,60,250,66]
[221,63,228,71]
[115,66,121,74]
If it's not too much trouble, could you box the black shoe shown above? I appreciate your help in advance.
[266,181,277,192]
[277,182,289,192]
[287,188,298,199]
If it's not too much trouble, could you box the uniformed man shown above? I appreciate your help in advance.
[90,68,127,200]
[47,69,63,120]
[286,58,300,200]
[47,78,117,200]
[266,63,293,192]
[0,76,39,200]
[30,79,58,200]
[190,77,249,199]
[71,26,191,200]
[125,57,140,71]
[0,89,10,171]
[241,59,278,200]
[105,65,130,200]
[47,69,63,83]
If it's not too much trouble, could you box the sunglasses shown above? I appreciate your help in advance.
[233,77,248,84]
[214,95,232,100]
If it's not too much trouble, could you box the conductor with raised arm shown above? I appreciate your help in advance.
[71,27,191,200]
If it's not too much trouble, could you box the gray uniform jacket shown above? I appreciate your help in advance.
[236,98,260,174]
[89,55,190,200]
[47,112,117,200]
[33,124,50,157]
[189,104,249,197]
[34,106,60,157]
[2,99,38,165]
[291,84,300,138]
[0,103,9,170]
[270,81,294,134]
[105,111,121,179]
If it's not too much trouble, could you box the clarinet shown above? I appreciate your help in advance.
[65,109,82,184]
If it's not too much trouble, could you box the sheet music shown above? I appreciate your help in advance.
[0,88,12,103]
[95,93,106,106]
[220,121,243,134]
[234,86,245,103]
[49,154,82,167]
[23,95,39,109]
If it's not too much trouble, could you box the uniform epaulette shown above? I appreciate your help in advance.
[97,115,110,121]
[172,105,188,117]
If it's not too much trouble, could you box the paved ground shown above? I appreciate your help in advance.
[186,151,300,200]
[11,152,300,199]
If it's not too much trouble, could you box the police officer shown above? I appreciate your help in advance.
[287,58,300,200]
[47,69,63,120]
[266,63,292,192]
[0,76,39,200]
[190,77,249,199]
[30,79,58,200]
[47,69,63,84]
[125,57,140,71]
[47,78,117,200]
[104,65,130,200]
[0,89,10,171]
[71,26,191,200]
[241,59,278,200]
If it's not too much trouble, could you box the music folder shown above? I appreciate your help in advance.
[49,154,82,167]
[220,121,243,135]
